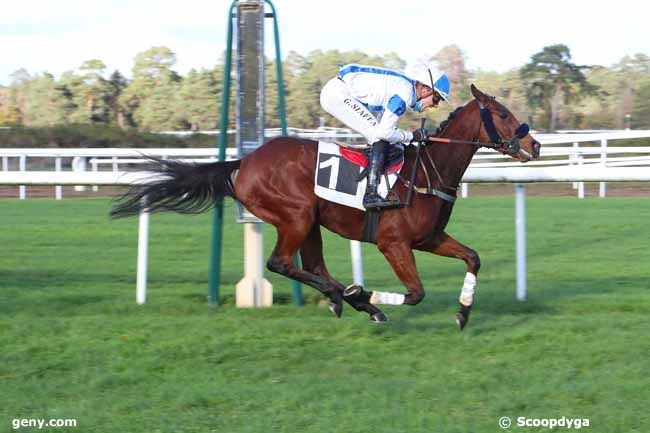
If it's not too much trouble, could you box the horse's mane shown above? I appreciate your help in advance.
[435,106,465,136]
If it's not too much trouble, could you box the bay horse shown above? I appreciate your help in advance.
[112,84,541,330]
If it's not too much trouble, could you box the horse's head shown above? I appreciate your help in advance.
[470,84,541,162]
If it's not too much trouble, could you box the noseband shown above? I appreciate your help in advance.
[477,99,529,155]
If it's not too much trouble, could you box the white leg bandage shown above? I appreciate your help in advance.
[370,291,405,305]
[459,272,476,307]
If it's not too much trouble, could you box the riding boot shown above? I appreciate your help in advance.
[363,140,400,210]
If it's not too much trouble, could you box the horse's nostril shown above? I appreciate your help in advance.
[533,141,541,157]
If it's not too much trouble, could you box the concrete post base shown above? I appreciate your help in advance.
[236,222,273,307]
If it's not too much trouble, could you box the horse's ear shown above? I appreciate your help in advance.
[471,84,488,104]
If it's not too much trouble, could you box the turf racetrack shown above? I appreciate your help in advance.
[1,196,649,432]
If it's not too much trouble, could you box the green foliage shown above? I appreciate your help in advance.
[632,80,650,128]
[176,69,220,131]
[0,85,21,125]
[264,60,283,128]
[19,73,69,127]
[135,77,181,131]
[0,124,214,148]
[2,44,649,133]
[61,60,114,125]
[521,45,597,131]
[122,47,183,131]
[1,197,649,432]
[107,70,130,128]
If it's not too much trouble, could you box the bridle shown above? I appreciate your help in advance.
[403,98,532,205]
[476,98,530,155]
[427,98,530,157]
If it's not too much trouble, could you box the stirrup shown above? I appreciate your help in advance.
[363,193,401,210]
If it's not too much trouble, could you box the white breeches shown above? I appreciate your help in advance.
[320,77,379,144]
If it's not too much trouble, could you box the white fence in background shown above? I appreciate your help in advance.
[0,148,238,199]
[2,129,650,200]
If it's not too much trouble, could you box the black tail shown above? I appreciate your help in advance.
[110,157,240,218]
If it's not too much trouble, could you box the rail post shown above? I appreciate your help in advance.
[599,138,607,197]
[55,157,62,200]
[350,241,364,286]
[19,155,26,199]
[136,196,150,305]
[571,142,578,189]
[515,184,527,301]
[577,153,585,199]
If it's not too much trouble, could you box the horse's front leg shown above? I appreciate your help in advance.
[370,241,426,306]
[428,232,481,331]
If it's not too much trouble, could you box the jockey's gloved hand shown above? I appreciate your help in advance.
[411,128,429,143]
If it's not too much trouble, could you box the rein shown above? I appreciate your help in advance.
[402,99,530,204]
[399,141,458,204]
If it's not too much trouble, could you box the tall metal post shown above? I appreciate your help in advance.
[208,0,236,305]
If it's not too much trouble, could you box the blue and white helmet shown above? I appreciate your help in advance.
[410,64,450,102]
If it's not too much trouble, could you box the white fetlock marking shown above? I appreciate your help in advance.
[459,272,476,307]
[370,291,405,305]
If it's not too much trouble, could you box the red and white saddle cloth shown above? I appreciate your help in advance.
[314,141,404,211]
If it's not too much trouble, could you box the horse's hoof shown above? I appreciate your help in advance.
[344,284,363,297]
[328,291,343,318]
[455,313,467,330]
[370,312,389,323]
[328,301,342,318]
[456,304,471,331]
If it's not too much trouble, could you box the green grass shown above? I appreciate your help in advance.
[1,196,649,433]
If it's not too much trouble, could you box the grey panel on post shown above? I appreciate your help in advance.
[236,0,264,158]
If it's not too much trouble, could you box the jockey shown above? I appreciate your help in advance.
[320,63,450,210]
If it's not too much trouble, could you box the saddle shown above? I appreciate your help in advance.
[339,145,405,178]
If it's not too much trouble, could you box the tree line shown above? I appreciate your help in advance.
[1,44,649,134]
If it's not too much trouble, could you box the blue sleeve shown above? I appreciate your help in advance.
[387,95,406,116]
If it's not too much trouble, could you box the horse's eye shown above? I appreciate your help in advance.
[499,112,508,119]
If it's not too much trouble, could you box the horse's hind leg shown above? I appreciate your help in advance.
[267,222,344,317]
[300,224,388,322]
[428,232,481,331]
